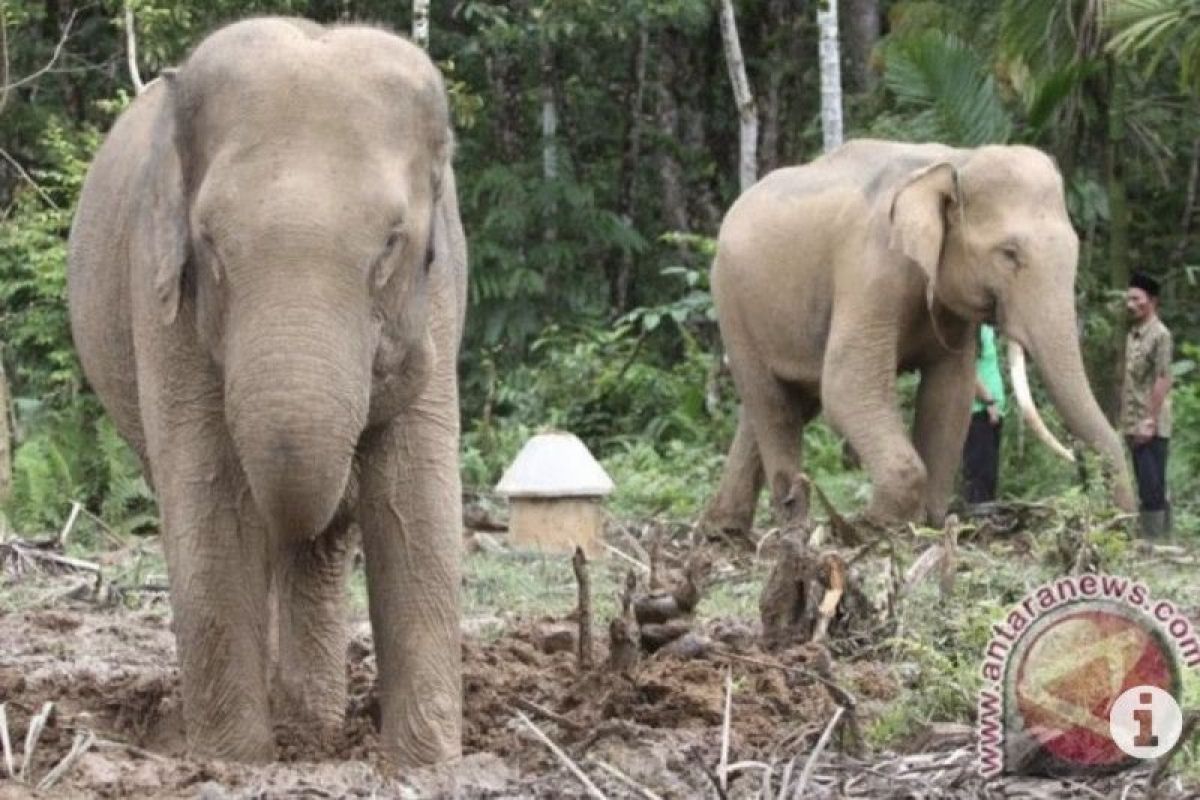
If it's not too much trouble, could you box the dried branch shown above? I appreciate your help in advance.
[19,702,54,783]
[572,546,593,669]
[58,502,83,547]
[719,668,733,794]
[713,648,857,712]
[587,757,664,800]
[1,10,78,95]
[516,711,608,800]
[0,148,60,209]
[511,697,582,734]
[792,705,844,799]
[0,703,14,779]
[37,729,95,791]
[603,543,649,575]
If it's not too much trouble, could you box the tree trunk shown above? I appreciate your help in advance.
[655,31,689,233]
[843,0,880,91]
[818,0,844,152]
[412,0,430,49]
[0,356,11,507]
[1105,62,1129,292]
[719,0,758,193]
[611,25,649,314]
[541,44,557,180]
[124,1,145,94]
[759,0,789,174]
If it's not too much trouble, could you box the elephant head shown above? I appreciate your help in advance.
[888,145,1135,510]
[141,22,454,539]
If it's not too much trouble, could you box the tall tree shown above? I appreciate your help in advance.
[719,0,758,192]
[844,0,881,91]
[818,0,844,151]
[412,0,429,49]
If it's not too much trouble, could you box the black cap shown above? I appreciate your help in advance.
[1129,272,1160,298]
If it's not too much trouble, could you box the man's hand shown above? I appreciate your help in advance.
[1133,417,1157,445]
[987,404,1000,426]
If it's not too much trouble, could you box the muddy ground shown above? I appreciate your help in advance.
[1,528,1197,798]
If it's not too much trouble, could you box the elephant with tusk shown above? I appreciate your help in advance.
[704,139,1135,532]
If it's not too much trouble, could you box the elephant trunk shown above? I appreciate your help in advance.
[1017,311,1136,512]
[225,311,370,541]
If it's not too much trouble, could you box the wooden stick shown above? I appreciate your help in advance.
[778,752,800,800]
[0,703,14,779]
[648,526,662,591]
[572,547,593,670]
[516,711,607,800]
[713,648,857,711]
[603,543,650,574]
[719,667,733,794]
[57,502,82,547]
[792,705,843,799]
[5,542,99,573]
[20,701,54,783]
[511,697,582,733]
[37,729,95,791]
[91,737,170,762]
[587,756,664,800]
[813,554,845,643]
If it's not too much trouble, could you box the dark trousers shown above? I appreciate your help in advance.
[1128,436,1170,512]
[962,411,1002,504]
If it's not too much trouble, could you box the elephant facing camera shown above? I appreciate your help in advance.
[67,18,467,766]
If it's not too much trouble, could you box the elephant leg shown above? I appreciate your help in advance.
[158,449,275,761]
[912,353,976,524]
[704,411,764,535]
[272,516,352,735]
[822,330,925,523]
[729,358,813,525]
[358,404,461,766]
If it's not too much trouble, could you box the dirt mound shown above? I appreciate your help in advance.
[0,590,901,798]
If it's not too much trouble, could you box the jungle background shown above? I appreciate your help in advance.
[3,2,1200,794]
[0,0,1198,534]
[4,0,1200,538]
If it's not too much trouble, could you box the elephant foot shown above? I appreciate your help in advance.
[769,472,810,529]
[271,673,346,743]
[186,713,276,763]
[379,682,461,767]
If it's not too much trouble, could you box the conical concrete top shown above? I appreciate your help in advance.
[495,431,615,498]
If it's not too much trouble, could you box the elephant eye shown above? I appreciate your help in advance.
[1000,244,1022,268]
[384,227,405,253]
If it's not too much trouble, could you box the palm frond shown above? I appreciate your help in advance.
[884,30,1014,146]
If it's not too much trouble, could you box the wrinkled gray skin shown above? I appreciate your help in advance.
[68,18,466,765]
[706,140,1135,531]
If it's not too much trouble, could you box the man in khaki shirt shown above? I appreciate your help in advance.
[1120,273,1173,537]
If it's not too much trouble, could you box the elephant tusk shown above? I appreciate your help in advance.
[1007,341,1076,463]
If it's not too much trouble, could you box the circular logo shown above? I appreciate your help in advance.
[1109,685,1183,759]
[1003,600,1182,776]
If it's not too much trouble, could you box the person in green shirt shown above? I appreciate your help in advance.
[962,324,1006,504]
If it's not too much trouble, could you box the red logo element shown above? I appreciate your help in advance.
[1005,602,1181,775]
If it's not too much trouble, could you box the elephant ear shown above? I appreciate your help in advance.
[888,162,960,308]
[429,139,468,336]
[142,72,191,326]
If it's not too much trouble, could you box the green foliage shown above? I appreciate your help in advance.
[881,29,1013,145]
[1107,0,1200,95]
